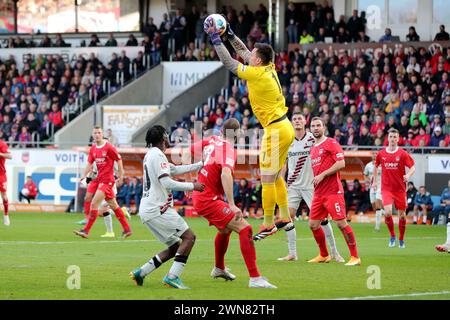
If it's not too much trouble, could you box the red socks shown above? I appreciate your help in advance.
[385,215,396,237]
[215,231,231,270]
[399,217,406,241]
[312,227,329,257]
[83,201,91,220]
[113,207,130,232]
[341,225,358,258]
[239,225,260,278]
[84,209,99,233]
[3,199,8,216]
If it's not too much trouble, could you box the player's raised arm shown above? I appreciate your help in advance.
[204,17,239,75]
[223,26,252,64]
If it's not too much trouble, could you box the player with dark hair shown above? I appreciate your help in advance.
[74,126,131,238]
[308,117,361,266]
[130,125,205,289]
[191,118,276,288]
[204,16,295,241]
[278,112,343,262]
[0,138,12,226]
[374,128,416,248]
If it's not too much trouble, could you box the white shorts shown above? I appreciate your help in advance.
[142,208,189,247]
[370,188,382,203]
[288,186,314,210]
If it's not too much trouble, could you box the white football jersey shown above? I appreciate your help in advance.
[286,132,315,189]
[364,160,382,192]
[138,147,173,222]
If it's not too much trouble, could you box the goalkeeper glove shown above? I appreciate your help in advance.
[220,14,236,42]
[203,16,222,45]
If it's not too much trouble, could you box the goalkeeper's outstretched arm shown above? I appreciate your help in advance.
[228,36,251,64]
[213,43,239,75]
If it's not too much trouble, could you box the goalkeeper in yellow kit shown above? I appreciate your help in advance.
[204,16,295,240]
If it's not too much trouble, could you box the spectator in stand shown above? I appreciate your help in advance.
[236,178,252,217]
[48,103,64,132]
[430,180,450,224]
[286,2,299,44]
[352,179,370,215]
[19,176,38,203]
[54,33,68,47]
[88,34,101,47]
[406,26,420,42]
[106,128,119,146]
[347,10,364,42]
[379,28,393,42]
[18,126,31,148]
[413,186,434,225]
[171,9,187,52]
[105,33,118,47]
[126,34,138,46]
[430,126,445,146]
[356,30,370,42]
[434,25,450,41]
[406,181,418,215]
[142,17,158,41]
[116,180,128,207]
[40,35,52,47]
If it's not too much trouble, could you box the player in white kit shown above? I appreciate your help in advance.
[277,112,344,262]
[364,152,384,232]
[130,125,204,289]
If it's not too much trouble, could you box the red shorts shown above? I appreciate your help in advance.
[193,198,235,230]
[86,180,99,195]
[382,191,407,211]
[0,175,6,193]
[98,182,116,200]
[310,194,346,221]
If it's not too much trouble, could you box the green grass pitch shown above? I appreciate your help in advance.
[0,212,449,300]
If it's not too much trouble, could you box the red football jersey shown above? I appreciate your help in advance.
[0,139,9,175]
[191,136,236,201]
[375,147,414,193]
[310,137,345,195]
[88,141,121,184]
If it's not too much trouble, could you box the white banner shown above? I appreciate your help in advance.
[103,105,160,145]
[0,46,144,70]
[5,150,87,204]
[428,155,450,173]
[162,62,222,103]
[9,150,88,167]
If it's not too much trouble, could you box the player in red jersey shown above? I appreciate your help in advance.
[373,128,416,249]
[0,139,12,226]
[308,117,361,266]
[191,119,276,288]
[74,126,132,238]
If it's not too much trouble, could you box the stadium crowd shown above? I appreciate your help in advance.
[174,39,450,151]
[0,49,147,146]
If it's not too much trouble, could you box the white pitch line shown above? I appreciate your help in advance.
[333,291,450,300]
[0,236,442,245]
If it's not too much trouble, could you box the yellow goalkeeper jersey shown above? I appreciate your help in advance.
[237,62,288,128]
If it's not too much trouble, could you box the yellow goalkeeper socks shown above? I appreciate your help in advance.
[275,177,290,221]
[262,182,276,227]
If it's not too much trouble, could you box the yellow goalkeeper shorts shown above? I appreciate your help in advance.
[259,117,295,175]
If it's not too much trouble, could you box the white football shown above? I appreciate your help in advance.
[21,188,29,196]
[204,14,227,36]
